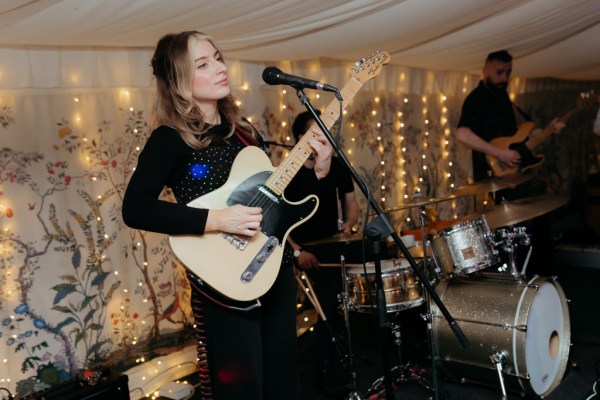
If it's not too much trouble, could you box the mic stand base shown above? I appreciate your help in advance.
[345,391,365,400]
[364,320,436,399]
[365,364,436,399]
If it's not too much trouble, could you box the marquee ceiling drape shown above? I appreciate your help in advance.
[1,0,599,81]
[1,2,599,399]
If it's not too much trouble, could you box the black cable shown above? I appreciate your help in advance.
[0,387,14,400]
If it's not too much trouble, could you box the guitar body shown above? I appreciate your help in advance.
[169,51,391,301]
[169,146,318,301]
[486,122,544,177]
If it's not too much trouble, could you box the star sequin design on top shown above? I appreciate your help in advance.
[172,139,245,205]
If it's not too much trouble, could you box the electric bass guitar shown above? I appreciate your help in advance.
[169,52,390,301]
[486,92,595,177]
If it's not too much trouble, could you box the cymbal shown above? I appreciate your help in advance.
[384,193,458,212]
[302,232,359,246]
[453,173,534,196]
[482,194,569,229]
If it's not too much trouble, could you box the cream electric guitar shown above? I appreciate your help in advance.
[169,52,390,301]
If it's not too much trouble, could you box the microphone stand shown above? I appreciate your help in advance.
[295,88,470,398]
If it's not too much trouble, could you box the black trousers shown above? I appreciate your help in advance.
[190,262,299,400]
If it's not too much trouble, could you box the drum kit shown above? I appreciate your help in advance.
[298,176,571,400]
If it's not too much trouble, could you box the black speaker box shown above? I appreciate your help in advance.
[24,372,129,400]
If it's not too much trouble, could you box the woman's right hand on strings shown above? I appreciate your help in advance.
[206,204,262,236]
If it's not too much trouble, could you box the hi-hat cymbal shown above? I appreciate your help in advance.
[302,232,359,246]
[483,194,569,229]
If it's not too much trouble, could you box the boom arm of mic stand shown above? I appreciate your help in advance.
[294,88,470,350]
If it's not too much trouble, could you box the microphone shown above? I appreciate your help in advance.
[262,66,338,93]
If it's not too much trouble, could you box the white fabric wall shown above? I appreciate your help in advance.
[0,47,594,398]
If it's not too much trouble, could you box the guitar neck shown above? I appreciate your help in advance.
[526,108,576,150]
[265,78,363,195]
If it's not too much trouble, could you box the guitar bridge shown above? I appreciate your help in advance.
[241,236,279,284]
[222,232,250,250]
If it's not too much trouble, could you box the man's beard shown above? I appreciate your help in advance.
[485,77,508,93]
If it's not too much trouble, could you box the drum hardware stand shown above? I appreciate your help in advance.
[390,323,435,393]
[495,227,532,278]
[490,351,509,400]
[338,253,366,400]
[364,226,395,400]
[295,87,470,397]
[520,244,533,278]
[361,231,436,400]
[418,206,440,400]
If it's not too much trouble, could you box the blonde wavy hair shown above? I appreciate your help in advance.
[150,31,254,149]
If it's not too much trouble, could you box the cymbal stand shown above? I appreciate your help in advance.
[339,253,365,400]
[363,228,395,399]
[418,206,439,400]
[495,227,532,278]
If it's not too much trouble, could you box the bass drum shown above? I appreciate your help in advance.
[431,274,570,398]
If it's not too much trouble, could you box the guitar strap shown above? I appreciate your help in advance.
[512,102,533,122]
[234,120,265,149]
[233,126,258,147]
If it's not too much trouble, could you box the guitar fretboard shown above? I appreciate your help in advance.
[265,78,363,195]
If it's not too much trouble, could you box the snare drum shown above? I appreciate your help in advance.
[431,273,570,398]
[345,258,423,313]
[429,216,497,279]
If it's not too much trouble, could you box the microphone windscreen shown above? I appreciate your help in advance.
[262,66,282,85]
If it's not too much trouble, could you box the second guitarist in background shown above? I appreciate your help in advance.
[455,49,565,277]
[456,49,566,191]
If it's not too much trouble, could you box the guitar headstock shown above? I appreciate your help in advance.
[350,51,391,84]
[577,90,599,110]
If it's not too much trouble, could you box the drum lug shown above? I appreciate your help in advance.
[514,324,527,332]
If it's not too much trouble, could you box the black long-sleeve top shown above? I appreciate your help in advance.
[122,124,246,235]
[457,81,518,181]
